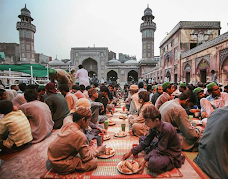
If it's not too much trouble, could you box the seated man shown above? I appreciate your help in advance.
[122,105,184,173]
[151,85,163,105]
[19,89,54,143]
[47,107,106,174]
[200,82,228,118]
[85,88,107,141]
[45,83,69,129]
[59,84,78,111]
[95,85,111,115]
[128,91,152,137]
[12,83,27,108]
[194,106,228,179]
[0,89,7,100]
[155,82,175,109]
[0,100,33,153]
[72,84,86,99]
[159,90,203,151]
[128,85,141,114]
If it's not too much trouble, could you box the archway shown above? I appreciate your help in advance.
[184,64,191,84]
[197,59,209,83]
[127,70,138,84]
[221,57,228,83]
[165,56,170,67]
[107,70,118,84]
[82,58,97,77]
[165,71,171,82]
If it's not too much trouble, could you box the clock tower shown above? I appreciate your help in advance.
[140,5,156,60]
[16,4,36,63]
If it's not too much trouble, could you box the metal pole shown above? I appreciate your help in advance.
[30,66,33,84]
[47,64,49,78]
[9,68,11,89]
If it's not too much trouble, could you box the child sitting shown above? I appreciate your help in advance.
[47,106,106,174]
[0,100,33,153]
[122,105,184,173]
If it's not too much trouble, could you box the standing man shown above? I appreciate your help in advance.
[75,65,89,87]
[49,69,73,90]
[211,70,217,84]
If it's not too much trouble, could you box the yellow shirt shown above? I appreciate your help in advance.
[0,110,33,148]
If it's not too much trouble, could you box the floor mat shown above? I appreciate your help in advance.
[182,152,210,179]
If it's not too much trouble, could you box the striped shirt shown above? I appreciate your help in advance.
[0,110,33,148]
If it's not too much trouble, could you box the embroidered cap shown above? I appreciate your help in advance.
[162,82,170,90]
[206,82,217,90]
[193,87,203,94]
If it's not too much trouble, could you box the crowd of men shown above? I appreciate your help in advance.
[0,66,227,178]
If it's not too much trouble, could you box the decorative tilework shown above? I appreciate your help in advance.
[196,54,210,68]
[219,48,228,66]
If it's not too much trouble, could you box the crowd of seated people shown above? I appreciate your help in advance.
[0,77,227,178]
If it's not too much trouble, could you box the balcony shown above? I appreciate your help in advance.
[140,22,156,32]
[16,22,36,33]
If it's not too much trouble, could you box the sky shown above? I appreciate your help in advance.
[0,0,228,61]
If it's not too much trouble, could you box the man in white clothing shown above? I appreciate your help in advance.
[75,65,90,87]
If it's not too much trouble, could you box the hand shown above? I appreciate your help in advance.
[122,151,132,161]
[101,105,105,112]
[136,160,146,174]
[98,127,106,134]
[97,144,106,154]
[189,109,200,113]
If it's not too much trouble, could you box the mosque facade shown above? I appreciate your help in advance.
[71,6,158,86]
[143,21,228,85]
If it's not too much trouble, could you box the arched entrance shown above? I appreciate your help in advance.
[165,70,171,82]
[107,70,118,84]
[127,70,138,84]
[82,58,97,78]
[184,64,191,84]
[221,57,228,83]
[197,59,209,83]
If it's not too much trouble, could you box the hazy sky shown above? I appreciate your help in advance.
[0,0,228,61]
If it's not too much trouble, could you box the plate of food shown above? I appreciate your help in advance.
[106,113,113,117]
[117,160,139,175]
[108,120,116,126]
[191,120,203,125]
[97,147,115,159]
[114,131,127,138]
[103,134,111,141]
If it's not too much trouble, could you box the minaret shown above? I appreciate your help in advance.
[140,5,156,60]
[16,4,36,63]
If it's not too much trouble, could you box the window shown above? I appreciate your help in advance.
[148,44,151,49]
[190,43,197,49]
[175,48,178,60]
[148,53,151,57]
[174,37,178,45]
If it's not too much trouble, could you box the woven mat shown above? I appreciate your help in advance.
[41,108,183,178]
[182,152,210,179]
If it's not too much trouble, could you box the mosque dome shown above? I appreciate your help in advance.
[144,7,152,16]
[125,60,138,64]
[108,58,121,64]
[18,4,33,20]
[48,58,65,65]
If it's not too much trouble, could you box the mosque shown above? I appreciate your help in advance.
[1,4,228,85]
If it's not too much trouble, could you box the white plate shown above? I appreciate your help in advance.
[103,135,111,141]
[108,121,116,126]
[117,160,139,175]
[114,132,127,138]
[97,148,115,159]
